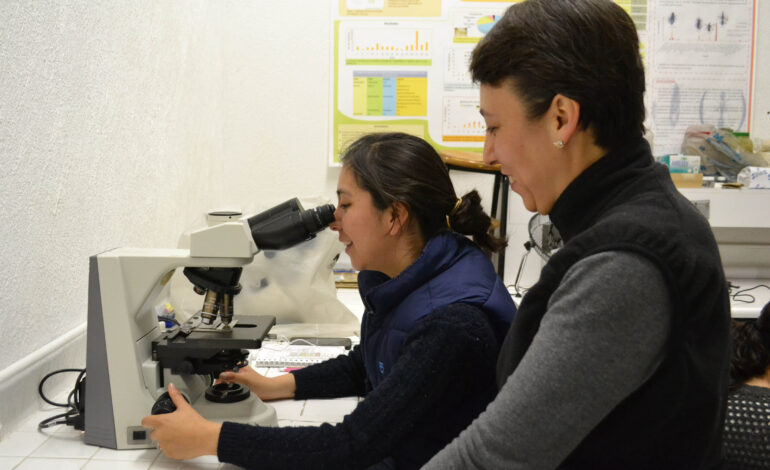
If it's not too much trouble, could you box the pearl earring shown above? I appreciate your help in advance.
[553,140,564,149]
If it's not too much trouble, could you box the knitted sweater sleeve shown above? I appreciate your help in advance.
[422,251,672,470]
[290,344,370,399]
[217,304,495,470]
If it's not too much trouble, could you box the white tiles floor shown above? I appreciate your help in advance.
[0,368,359,470]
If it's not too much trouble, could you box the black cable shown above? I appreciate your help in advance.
[38,368,86,430]
[38,409,80,429]
[731,284,770,304]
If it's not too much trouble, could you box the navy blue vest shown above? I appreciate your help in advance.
[497,138,730,469]
[358,231,515,389]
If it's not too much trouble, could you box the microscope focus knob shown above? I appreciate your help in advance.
[178,360,195,375]
[150,391,190,415]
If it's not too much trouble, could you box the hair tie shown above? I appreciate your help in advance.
[446,197,463,229]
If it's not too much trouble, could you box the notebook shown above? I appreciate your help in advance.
[250,344,348,368]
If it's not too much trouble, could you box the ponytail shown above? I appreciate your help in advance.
[447,190,507,255]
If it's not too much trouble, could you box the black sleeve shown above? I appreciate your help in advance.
[291,344,370,399]
[217,304,497,470]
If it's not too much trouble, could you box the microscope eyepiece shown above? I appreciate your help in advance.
[248,198,336,250]
[300,203,335,233]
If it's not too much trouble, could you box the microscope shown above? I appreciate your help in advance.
[84,198,335,450]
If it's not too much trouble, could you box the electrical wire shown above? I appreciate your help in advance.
[730,284,770,304]
[37,368,86,430]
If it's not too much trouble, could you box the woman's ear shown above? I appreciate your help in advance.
[549,93,580,146]
[388,202,411,235]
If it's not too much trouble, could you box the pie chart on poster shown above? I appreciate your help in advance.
[477,15,498,35]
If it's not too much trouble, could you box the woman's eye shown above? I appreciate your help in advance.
[485,126,498,135]
[339,203,351,209]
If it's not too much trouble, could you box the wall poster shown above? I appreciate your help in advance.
[330,0,754,163]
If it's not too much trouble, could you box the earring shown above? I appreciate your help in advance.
[553,140,564,149]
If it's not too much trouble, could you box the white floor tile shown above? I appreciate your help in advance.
[301,397,358,423]
[83,460,152,469]
[146,463,178,470]
[146,463,179,470]
[92,446,161,461]
[14,410,66,433]
[155,453,220,465]
[149,460,220,470]
[269,398,305,420]
[0,456,23,470]
[29,429,97,459]
[15,457,87,469]
[0,432,49,457]
[277,420,324,427]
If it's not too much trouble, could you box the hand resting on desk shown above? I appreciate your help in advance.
[216,365,297,401]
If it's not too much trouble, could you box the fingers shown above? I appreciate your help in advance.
[217,366,254,385]
[141,415,157,428]
[217,371,236,383]
[167,383,188,409]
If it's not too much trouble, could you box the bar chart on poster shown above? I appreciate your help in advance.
[345,27,433,64]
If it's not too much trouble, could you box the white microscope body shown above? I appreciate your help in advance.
[84,199,335,449]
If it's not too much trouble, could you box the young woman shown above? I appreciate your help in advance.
[423,1,730,468]
[142,132,516,469]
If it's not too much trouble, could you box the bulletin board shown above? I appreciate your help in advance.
[329,0,757,164]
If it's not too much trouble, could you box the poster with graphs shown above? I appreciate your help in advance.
[646,0,756,154]
[331,0,517,164]
[330,0,755,163]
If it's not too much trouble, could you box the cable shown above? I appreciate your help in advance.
[731,284,770,304]
[38,368,86,430]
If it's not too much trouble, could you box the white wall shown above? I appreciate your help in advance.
[0,0,339,374]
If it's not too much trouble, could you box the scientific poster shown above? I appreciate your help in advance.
[646,0,756,155]
[329,0,754,163]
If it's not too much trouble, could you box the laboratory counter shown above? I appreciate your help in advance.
[0,370,359,470]
[0,290,367,470]
[1,280,762,469]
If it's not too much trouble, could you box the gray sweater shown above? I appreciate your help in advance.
[422,250,672,469]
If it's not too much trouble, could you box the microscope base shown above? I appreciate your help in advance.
[195,393,277,427]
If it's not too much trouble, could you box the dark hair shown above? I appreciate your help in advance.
[470,0,645,152]
[340,133,506,255]
[729,302,770,389]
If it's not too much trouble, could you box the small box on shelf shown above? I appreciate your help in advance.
[670,173,704,188]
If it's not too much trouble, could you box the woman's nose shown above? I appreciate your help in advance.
[483,138,496,165]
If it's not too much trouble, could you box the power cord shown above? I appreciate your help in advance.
[730,283,770,304]
[37,368,86,431]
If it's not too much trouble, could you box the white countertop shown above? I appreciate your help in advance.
[728,278,770,319]
[0,367,358,470]
[512,278,769,319]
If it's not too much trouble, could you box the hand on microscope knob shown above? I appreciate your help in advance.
[141,383,222,460]
[217,365,296,401]
[151,389,190,415]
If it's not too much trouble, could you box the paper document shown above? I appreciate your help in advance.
[251,345,348,368]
